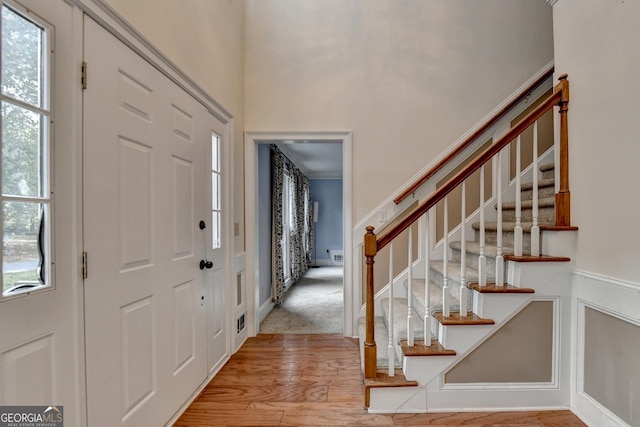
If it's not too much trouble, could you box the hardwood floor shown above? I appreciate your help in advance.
[174,334,586,426]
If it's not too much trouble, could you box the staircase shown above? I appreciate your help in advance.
[359,162,576,412]
[357,73,574,413]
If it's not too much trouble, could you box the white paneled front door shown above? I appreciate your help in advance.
[83,17,227,426]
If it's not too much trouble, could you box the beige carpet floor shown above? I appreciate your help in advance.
[259,266,343,334]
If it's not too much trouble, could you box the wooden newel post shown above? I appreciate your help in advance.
[555,74,571,226]
[364,226,378,380]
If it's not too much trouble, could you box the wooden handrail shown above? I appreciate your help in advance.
[378,89,562,252]
[393,68,554,205]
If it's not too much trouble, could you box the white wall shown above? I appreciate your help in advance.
[553,0,640,283]
[245,0,554,224]
[104,0,247,253]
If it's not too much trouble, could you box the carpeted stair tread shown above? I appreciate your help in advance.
[407,278,460,319]
[520,177,555,192]
[408,278,461,339]
[473,221,537,233]
[404,279,450,319]
[450,240,514,258]
[358,316,400,369]
[380,297,426,343]
[429,260,495,285]
[539,163,554,172]
[501,196,555,211]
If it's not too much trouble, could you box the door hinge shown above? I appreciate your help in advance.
[81,61,87,90]
[82,252,88,279]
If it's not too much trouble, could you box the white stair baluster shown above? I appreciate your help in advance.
[478,165,487,287]
[459,181,467,315]
[423,212,431,343]
[514,135,524,256]
[388,243,395,377]
[495,150,504,286]
[531,121,540,256]
[407,227,414,346]
[442,196,450,317]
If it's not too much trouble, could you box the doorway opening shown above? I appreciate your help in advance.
[245,132,353,337]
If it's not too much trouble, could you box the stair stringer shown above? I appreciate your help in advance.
[422,256,576,411]
[425,298,573,411]
[366,231,577,413]
[404,293,533,386]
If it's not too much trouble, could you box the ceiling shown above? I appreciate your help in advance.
[274,140,343,179]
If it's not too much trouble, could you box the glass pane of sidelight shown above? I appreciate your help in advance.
[210,133,221,249]
[211,210,220,249]
[2,101,45,197]
[2,201,46,294]
[1,5,46,109]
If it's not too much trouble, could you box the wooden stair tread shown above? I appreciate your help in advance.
[504,254,571,262]
[469,283,535,293]
[539,224,579,231]
[365,370,418,388]
[400,339,456,357]
[434,311,495,325]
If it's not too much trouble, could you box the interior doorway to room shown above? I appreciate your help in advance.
[245,132,353,337]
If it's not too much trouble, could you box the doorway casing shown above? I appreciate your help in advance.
[244,131,354,337]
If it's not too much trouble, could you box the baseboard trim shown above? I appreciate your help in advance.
[572,391,630,427]
[426,406,570,413]
[258,299,275,324]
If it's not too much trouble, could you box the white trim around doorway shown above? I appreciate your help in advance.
[244,131,354,337]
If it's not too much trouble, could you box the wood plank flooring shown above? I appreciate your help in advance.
[174,334,587,426]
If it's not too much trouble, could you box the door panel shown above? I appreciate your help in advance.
[83,17,218,426]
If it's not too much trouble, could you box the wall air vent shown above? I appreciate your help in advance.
[328,250,344,265]
[236,314,245,334]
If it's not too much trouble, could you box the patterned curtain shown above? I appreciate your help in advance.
[271,145,313,305]
[290,167,311,281]
[271,146,286,304]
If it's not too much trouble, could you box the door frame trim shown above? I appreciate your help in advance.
[244,131,354,337]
